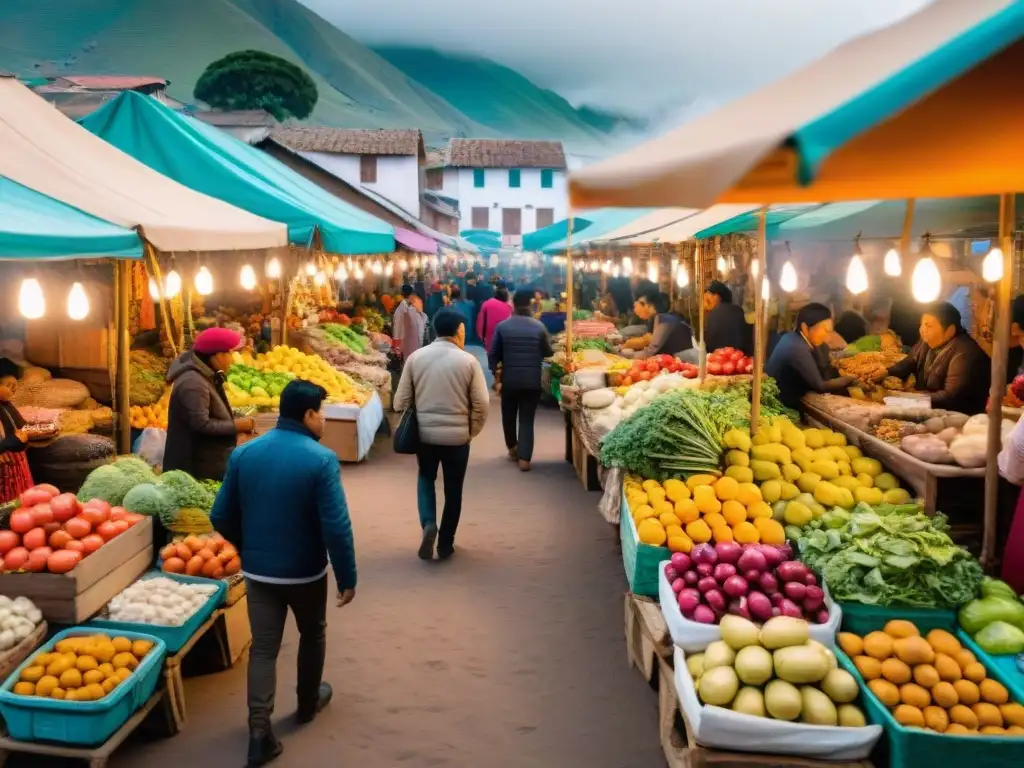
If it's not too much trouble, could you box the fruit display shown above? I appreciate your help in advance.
[322,323,371,354]
[706,347,754,376]
[223,362,294,409]
[664,543,833,626]
[958,578,1024,655]
[687,615,869,727]
[1,486,144,574]
[12,634,154,701]
[0,596,42,650]
[225,347,369,407]
[105,576,220,627]
[840,621,1024,736]
[129,388,169,430]
[626,474,787,552]
[158,533,240,579]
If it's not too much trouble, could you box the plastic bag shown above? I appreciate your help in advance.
[974,621,1024,655]
[597,467,624,524]
[958,595,1024,635]
[133,427,167,470]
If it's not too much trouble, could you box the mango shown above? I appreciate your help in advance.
[833,476,862,491]
[637,518,667,546]
[852,457,884,477]
[784,501,813,527]
[761,480,782,503]
[791,447,814,465]
[883,488,912,505]
[686,474,718,492]
[663,478,690,502]
[810,460,840,480]
[842,445,864,461]
[803,428,825,449]
[837,461,853,476]
[824,431,848,447]
[854,486,884,505]
[726,450,750,468]
[855,473,875,488]
[736,483,762,506]
[782,464,803,483]
[779,481,801,500]
[725,466,754,483]
[751,444,792,465]
[874,472,898,490]
[813,481,843,508]
[781,426,806,451]
[751,460,782,481]
[827,446,850,463]
[723,429,752,452]
[752,431,771,446]
[796,472,822,493]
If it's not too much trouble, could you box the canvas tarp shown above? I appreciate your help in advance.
[541,209,656,253]
[570,0,1024,208]
[0,176,142,261]
[80,92,394,255]
[522,215,595,252]
[0,76,286,252]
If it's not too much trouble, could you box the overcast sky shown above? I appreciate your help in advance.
[302,0,932,116]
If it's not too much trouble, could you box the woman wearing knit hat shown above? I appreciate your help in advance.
[163,327,253,481]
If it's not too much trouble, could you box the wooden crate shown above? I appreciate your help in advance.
[322,417,360,462]
[571,422,602,492]
[624,593,672,683]
[0,518,153,624]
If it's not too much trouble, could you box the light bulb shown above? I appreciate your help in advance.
[240,264,257,291]
[18,278,44,319]
[676,264,689,289]
[67,282,89,320]
[371,259,382,275]
[305,262,316,277]
[612,265,621,278]
[412,256,422,269]
[589,259,599,271]
[717,255,729,275]
[164,269,181,299]
[148,277,161,300]
[762,276,770,301]
[385,262,394,276]
[602,260,611,274]
[750,258,760,278]
[266,257,282,279]
[911,256,941,302]
[194,266,214,296]
[355,266,364,279]
[883,248,902,277]
[622,256,633,276]
[846,254,869,295]
[779,260,798,293]
[313,270,326,287]
[335,265,348,282]
[399,258,408,271]
[647,263,659,283]
[983,247,1004,283]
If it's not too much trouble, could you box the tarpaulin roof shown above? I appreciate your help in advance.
[459,230,502,254]
[695,204,822,238]
[521,215,595,252]
[0,76,285,252]
[0,176,142,261]
[541,209,657,253]
[395,227,437,254]
[570,0,1024,208]
[80,92,394,255]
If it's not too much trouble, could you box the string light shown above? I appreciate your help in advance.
[398,258,408,271]
[240,264,257,291]
[750,258,760,279]
[883,248,902,277]
[148,277,161,300]
[983,247,1004,283]
[676,264,689,289]
[761,276,770,301]
[335,265,348,282]
[601,260,611,274]
[846,254,868,295]
[67,282,89,320]
[647,262,659,283]
[911,256,941,302]
[384,262,394,276]
[779,261,798,292]
[354,266,364,280]
[313,271,326,287]
[304,262,316,277]
[163,269,181,299]
[194,266,214,296]
[266,257,282,279]
[717,254,729,275]
[589,259,599,272]
[612,265,621,278]
[622,256,633,277]
[18,278,44,319]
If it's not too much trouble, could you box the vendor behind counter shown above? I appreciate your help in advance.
[628,290,693,360]
[703,280,752,355]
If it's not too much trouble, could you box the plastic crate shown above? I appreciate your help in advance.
[838,601,957,636]
[837,628,1024,768]
[86,571,226,653]
[0,627,166,746]
[960,631,1024,705]
[620,492,667,597]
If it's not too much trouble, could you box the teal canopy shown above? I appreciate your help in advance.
[459,230,502,254]
[522,216,594,252]
[541,209,656,253]
[79,92,394,255]
[694,205,821,238]
[0,176,142,261]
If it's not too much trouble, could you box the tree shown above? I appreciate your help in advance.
[194,50,318,120]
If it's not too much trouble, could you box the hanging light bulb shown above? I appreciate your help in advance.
[304,261,316,277]
[601,260,611,274]
[266,257,281,279]
[18,278,45,319]
[846,253,869,295]
[676,264,689,289]
[589,259,599,272]
[750,258,760,279]
[622,256,633,276]
[647,262,659,283]
[398,258,408,271]
[313,271,327,287]
[761,276,770,301]
[883,248,902,277]
[911,255,941,303]
[717,254,729,275]
[779,261,798,293]
[384,261,394,276]
[67,282,89,320]
[335,265,348,282]
[983,247,1004,283]
[194,266,214,296]
[163,269,181,299]
[240,264,257,291]
[354,266,364,280]
[148,277,161,300]
[368,259,380,275]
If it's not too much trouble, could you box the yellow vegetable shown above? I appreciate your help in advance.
[735,483,762,506]
[722,500,747,526]
[883,488,912,505]
[855,473,875,488]
[632,504,656,522]
[750,460,781,481]
[712,525,734,543]
[753,517,785,545]
[781,426,806,451]
[779,481,801,500]
[842,445,864,460]
[825,431,847,447]
[852,457,883,476]
[752,431,771,446]
[725,450,750,468]
[652,499,675,518]
[723,429,752,452]
[796,472,821,493]
[686,519,713,543]
[732,521,760,544]
[714,476,739,501]
[782,464,803,483]
[809,460,840,480]
[874,472,899,490]
[703,512,726,530]
[791,447,814,464]
[686,474,718,491]
[663,479,690,502]
[637,518,668,546]
[837,461,852,476]
[647,488,667,506]
[659,512,682,528]
[668,534,694,553]
[751,444,792,465]
[724,466,754,483]
[674,499,700,524]
[760,480,782,503]
[784,501,813,527]
[854,487,884,505]
[833,476,861,491]
[813,481,844,508]
[803,428,825,448]
[746,501,773,520]
[827,446,850,463]
[693,486,722,515]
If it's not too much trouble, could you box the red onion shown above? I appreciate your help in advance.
[758,545,784,568]
[747,591,773,621]
[783,581,807,602]
[743,569,761,583]
[771,606,782,617]
[670,552,692,571]
[696,563,715,578]
[714,541,743,565]
[779,599,803,618]
[704,589,727,613]
[683,571,700,586]
[776,543,794,560]
[697,576,718,594]
[713,563,737,583]
[770,592,786,607]
[693,605,716,624]
[804,571,818,587]
[815,608,831,625]
[776,561,809,583]
[677,588,701,614]
[728,596,751,619]
[758,572,780,594]
[722,575,749,598]
[736,547,768,573]
[671,578,687,594]
[691,543,718,566]
[664,566,679,583]
[803,585,825,612]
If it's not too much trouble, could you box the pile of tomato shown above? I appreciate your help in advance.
[707,347,754,375]
[609,355,696,385]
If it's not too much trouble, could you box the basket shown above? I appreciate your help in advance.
[837,627,1024,768]
[0,627,166,746]
[619,492,666,597]
[838,601,957,636]
[0,623,46,683]
[86,571,226,653]
[960,631,1024,704]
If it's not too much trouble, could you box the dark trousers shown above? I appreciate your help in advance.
[501,388,541,461]
[245,575,328,733]
[416,442,470,550]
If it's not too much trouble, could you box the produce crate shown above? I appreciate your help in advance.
[624,593,672,683]
[0,627,166,746]
[86,571,227,653]
[838,634,1024,768]
[838,601,957,636]
[0,623,46,684]
[620,493,666,597]
[0,517,153,624]
[960,631,1024,705]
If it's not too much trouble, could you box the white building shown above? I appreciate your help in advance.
[427,139,568,246]
[271,127,425,221]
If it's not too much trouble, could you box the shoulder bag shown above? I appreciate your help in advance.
[393,369,420,454]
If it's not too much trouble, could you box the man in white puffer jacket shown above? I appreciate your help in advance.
[394,308,489,561]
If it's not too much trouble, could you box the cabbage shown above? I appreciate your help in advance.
[974,621,1024,655]
[110,456,157,487]
[958,595,1024,635]
[77,464,138,505]
[122,483,175,518]
[157,470,215,512]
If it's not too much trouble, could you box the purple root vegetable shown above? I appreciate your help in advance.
[670,552,692,572]
[804,571,818,587]
[691,543,718,566]
[743,569,761,583]
[776,561,809,583]
[779,599,803,618]
[770,592,786,607]
[815,608,831,624]
[758,545,784,568]
[677,588,701,614]
[747,591,773,621]
[696,562,715,578]
[776,543,794,560]
[758,572,780,594]
[783,581,807,602]
[736,547,768,574]
[672,578,687,595]
[693,604,716,624]
[803,585,825,612]
[713,563,737,583]
[714,541,743,565]
[664,566,679,583]
[722,575,749,598]
[771,606,782,617]
[704,589,727,613]
[697,576,718,594]
[729,596,751,619]
[683,571,700,586]
[683,610,695,621]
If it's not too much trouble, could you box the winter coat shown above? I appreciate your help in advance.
[705,302,753,356]
[887,332,991,414]
[163,352,236,481]
[393,339,489,446]
[477,297,513,352]
[393,300,427,358]
[210,418,357,591]
[488,314,553,391]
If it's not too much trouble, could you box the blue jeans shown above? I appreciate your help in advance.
[416,443,471,550]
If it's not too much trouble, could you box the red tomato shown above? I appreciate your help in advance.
[34,484,59,499]
[8,511,34,535]
[722,361,737,375]
[708,362,723,375]
[18,488,52,508]
[0,531,20,555]
[50,493,80,523]
[730,350,745,362]
[620,376,633,386]
[82,498,111,518]
[64,516,92,540]
[659,354,675,367]
[668,361,681,373]
[81,505,109,527]
[742,360,754,374]
[646,360,660,374]
[3,547,28,571]
[96,521,120,541]
[64,540,86,554]
[110,520,130,536]
[635,371,652,382]
[108,506,127,521]
[25,547,51,573]
[81,534,105,554]
[42,522,61,536]
[47,549,82,574]
[22,527,47,551]
[682,368,698,379]
[30,503,53,527]
[122,512,144,526]
[49,530,73,550]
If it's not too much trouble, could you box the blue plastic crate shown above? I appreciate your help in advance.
[86,570,226,653]
[620,491,666,598]
[0,627,166,746]
[838,601,957,636]
[960,631,1024,705]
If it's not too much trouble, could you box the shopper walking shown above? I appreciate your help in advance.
[210,380,357,768]
[393,308,489,560]
[489,291,553,471]
[164,328,253,481]
[477,282,513,353]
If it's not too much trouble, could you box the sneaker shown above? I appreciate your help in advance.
[437,545,456,561]
[518,459,531,472]
[418,523,438,560]
[297,682,333,724]
[247,731,283,767]
[507,446,518,460]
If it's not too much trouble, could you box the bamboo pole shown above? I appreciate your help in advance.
[144,242,178,358]
[982,193,1015,567]
[115,260,131,455]
[899,199,916,258]
[697,240,707,382]
[564,215,575,371]
[751,208,768,434]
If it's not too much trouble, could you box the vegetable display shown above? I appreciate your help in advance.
[105,577,220,627]
[958,578,1024,655]
[798,502,982,610]
[840,622,1024,736]
[687,615,869,726]
[12,634,155,702]
[226,347,369,407]
[706,347,755,377]
[158,533,240,579]
[77,457,157,506]
[0,596,42,651]
[664,542,831,626]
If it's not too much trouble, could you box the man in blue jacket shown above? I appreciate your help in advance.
[211,380,357,767]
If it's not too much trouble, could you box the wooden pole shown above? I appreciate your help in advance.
[564,215,575,371]
[982,193,1015,567]
[697,240,707,382]
[144,242,178,358]
[115,260,131,455]
[751,207,767,434]
[899,199,916,258]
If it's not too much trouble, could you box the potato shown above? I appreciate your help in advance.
[759,616,809,650]
[881,658,912,685]
[953,680,981,706]
[773,645,832,685]
[925,628,962,657]
[698,666,739,707]
[949,704,979,729]
[899,683,931,709]
[854,656,883,681]
[735,646,774,686]
[820,669,859,704]
[702,641,736,671]
[893,636,934,665]
[837,704,867,727]
[934,653,963,682]
[863,631,894,660]
[913,664,940,689]
[764,680,802,721]
[837,633,864,657]
[932,682,959,709]
[732,686,766,718]
[980,679,1009,705]
[719,615,761,651]
[885,620,919,639]
[800,686,838,726]
[868,679,901,708]
[923,706,949,733]
[685,653,705,681]
[972,702,1003,728]
[893,705,925,727]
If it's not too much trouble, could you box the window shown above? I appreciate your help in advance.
[425,168,443,190]
[541,169,554,189]
[508,169,521,188]
[473,168,485,188]
[360,155,377,184]
[471,207,490,229]
[502,208,522,236]
[535,208,554,229]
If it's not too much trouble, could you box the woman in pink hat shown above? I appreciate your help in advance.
[164,328,254,481]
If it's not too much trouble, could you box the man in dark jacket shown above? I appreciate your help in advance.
[489,290,554,471]
[211,380,357,767]
[164,328,252,481]
[632,290,694,360]
[704,281,752,355]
